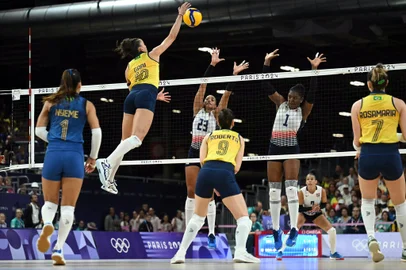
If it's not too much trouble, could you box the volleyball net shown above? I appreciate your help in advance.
[7,62,406,172]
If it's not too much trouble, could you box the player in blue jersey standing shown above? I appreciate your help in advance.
[35,69,102,266]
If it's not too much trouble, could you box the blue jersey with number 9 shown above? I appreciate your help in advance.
[48,96,87,146]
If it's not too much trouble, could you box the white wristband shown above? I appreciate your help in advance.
[353,141,361,151]
[397,133,406,143]
[35,127,48,143]
[90,128,102,159]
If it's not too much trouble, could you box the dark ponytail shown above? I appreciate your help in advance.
[308,170,318,179]
[43,69,81,104]
[367,63,388,91]
[115,38,143,59]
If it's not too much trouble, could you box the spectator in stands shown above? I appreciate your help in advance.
[160,214,173,232]
[120,213,130,232]
[377,194,389,209]
[4,177,14,193]
[347,167,357,189]
[171,210,185,232]
[336,208,350,234]
[347,195,360,214]
[0,176,4,192]
[119,211,125,221]
[340,185,351,205]
[142,204,149,213]
[104,207,119,231]
[76,220,86,231]
[87,222,97,231]
[29,182,40,196]
[134,210,146,232]
[130,211,138,232]
[148,208,161,232]
[248,201,263,222]
[333,165,344,180]
[376,211,391,232]
[375,205,382,221]
[246,212,263,255]
[10,209,25,229]
[387,201,396,221]
[138,214,154,232]
[327,208,338,224]
[0,213,7,228]
[24,194,42,228]
[16,147,28,164]
[344,207,366,234]
[335,199,346,216]
[17,185,27,195]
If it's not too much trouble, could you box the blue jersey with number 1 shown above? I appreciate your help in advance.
[48,96,87,149]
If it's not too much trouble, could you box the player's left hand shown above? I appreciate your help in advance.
[307,53,327,69]
[233,60,249,75]
[85,157,96,174]
[157,88,171,103]
[354,151,360,160]
[214,189,221,197]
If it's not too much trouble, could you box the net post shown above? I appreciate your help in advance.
[28,27,35,168]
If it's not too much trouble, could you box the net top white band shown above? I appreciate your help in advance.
[11,63,406,97]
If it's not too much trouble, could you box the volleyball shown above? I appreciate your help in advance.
[183,8,202,28]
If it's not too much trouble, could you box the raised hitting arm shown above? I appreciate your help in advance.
[234,135,245,174]
[149,2,191,61]
[263,49,285,108]
[193,48,225,116]
[301,53,326,121]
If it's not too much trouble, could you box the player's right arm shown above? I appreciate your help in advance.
[234,135,245,174]
[393,98,406,142]
[149,2,191,61]
[263,49,285,108]
[351,100,362,153]
[199,134,210,166]
[35,101,52,142]
[193,48,224,116]
[86,101,102,173]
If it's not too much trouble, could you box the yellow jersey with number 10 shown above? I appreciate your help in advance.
[358,93,399,144]
[127,53,159,89]
[203,129,241,167]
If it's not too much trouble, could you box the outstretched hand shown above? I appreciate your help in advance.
[233,60,249,75]
[178,2,191,16]
[210,47,225,66]
[307,53,327,69]
[265,49,280,62]
[157,88,171,103]
[85,157,96,174]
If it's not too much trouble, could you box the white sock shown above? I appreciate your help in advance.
[207,201,216,236]
[178,214,205,256]
[41,201,58,225]
[361,198,376,238]
[185,197,195,226]
[235,216,251,252]
[269,182,282,231]
[107,136,141,166]
[108,154,124,181]
[394,201,406,249]
[327,227,336,254]
[54,206,74,251]
[286,180,299,230]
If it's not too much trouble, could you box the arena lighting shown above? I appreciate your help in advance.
[172,109,181,114]
[108,99,114,103]
[332,133,344,138]
[248,153,258,156]
[112,0,171,6]
[339,112,351,117]
[243,138,250,142]
[198,47,213,54]
[234,119,242,123]
[350,81,365,86]
[216,90,226,94]
[100,98,108,102]
[280,66,300,72]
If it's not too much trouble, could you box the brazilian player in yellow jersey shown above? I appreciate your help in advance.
[171,109,260,264]
[351,63,406,262]
[96,2,191,194]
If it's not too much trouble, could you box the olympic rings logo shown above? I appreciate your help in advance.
[352,239,368,252]
[110,238,130,253]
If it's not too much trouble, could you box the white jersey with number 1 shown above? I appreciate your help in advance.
[301,185,323,216]
[271,101,303,147]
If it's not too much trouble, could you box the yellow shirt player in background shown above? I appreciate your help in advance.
[96,2,191,195]
[351,63,406,263]
[171,109,260,264]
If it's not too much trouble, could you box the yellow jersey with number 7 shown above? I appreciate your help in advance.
[127,53,159,89]
[204,129,241,167]
[358,93,399,144]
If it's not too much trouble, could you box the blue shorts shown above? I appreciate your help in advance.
[358,143,403,181]
[268,143,300,163]
[185,146,200,168]
[42,148,84,181]
[123,84,158,114]
[195,161,241,199]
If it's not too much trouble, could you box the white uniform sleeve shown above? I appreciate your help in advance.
[90,128,102,159]
[35,127,48,143]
